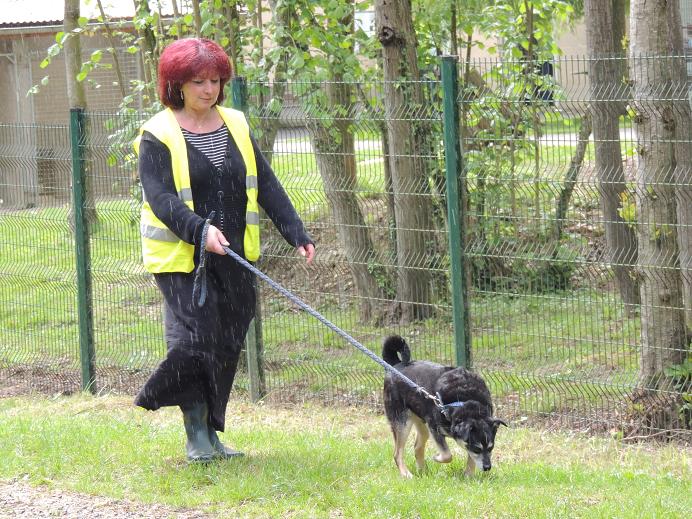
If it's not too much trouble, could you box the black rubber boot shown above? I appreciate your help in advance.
[208,426,244,459]
[181,403,216,463]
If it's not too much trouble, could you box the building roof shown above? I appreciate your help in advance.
[0,0,184,28]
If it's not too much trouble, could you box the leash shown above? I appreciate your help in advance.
[191,219,446,411]
[191,212,215,307]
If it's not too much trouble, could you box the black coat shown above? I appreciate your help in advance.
[134,126,313,430]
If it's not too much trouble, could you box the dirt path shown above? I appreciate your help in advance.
[0,480,210,519]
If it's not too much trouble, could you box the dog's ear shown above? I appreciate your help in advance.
[492,418,508,430]
[452,421,473,442]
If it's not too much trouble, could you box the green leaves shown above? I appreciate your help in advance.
[289,52,306,72]
[618,190,637,227]
[26,76,49,96]
[40,42,63,69]
[477,0,577,64]
[75,50,109,83]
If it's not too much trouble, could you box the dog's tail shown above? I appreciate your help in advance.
[382,335,411,366]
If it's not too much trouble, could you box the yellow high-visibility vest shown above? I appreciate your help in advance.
[134,106,260,273]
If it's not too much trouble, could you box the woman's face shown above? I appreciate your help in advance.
[180,73,221,111]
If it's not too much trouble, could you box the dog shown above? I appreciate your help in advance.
[382,335,506,478]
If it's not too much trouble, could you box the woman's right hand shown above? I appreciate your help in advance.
[205,224,230,255]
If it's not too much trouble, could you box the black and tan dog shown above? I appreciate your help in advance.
[383,335,506,478]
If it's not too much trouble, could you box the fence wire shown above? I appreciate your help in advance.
[0,56,690,439]
[462,55,691,435]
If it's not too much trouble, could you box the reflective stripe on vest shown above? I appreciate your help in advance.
[134,106,260,273]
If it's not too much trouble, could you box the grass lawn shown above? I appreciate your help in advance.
[0,394,689,518]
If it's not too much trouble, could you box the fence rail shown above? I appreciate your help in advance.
[1,55,690,439]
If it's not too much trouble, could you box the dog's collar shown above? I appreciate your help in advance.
[436,392,466,419]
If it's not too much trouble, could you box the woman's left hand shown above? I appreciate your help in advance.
[296,243,315,265]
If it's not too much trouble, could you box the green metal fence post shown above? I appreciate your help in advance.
[70,108,96,392]
[440,56,471,369]
[231,76,248,114]
[231,77,266,401]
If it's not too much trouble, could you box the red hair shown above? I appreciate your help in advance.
[157,38,233,109]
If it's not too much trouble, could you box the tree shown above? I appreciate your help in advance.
[584,0,640,312]
[375,0,436,322]
[64,0,86,109]
[265,0,387,323]
[664,1,692,333]
[451,0,579,291]
[629,0,688,392]
[132,0,158,105]
[64,0,98,228]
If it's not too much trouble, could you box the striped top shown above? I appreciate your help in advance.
[181,124,229,169]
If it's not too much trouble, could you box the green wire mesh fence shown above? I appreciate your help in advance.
[0,122,80,394]
[462,55,691,435]
[0,56,690,438]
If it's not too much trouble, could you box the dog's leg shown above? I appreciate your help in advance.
[430,430,453,464]
[411,416,429,472]
[464,453,476,477]
[391,418,414,478]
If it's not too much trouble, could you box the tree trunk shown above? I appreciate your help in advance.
[64,0,86,109]
[253,82,284,167]
[310,60,386,323]
[585,0,640,312]
[259,0,294,165]
[96,0,126,99]
[450,0,458,56]
[170,0,183,38]
[356,85,397,265]
[375,0,435,323]
[64,0,98,227]
[629,0,688,390]
[310,105,386,323]
[664,2,692,332]
[191,0,202,36]
[267,0,386,322]
[133,0,158,104]
[554,112,592,242]
[222,3,240,72]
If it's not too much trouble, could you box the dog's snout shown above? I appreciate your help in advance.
[481,451,492,472]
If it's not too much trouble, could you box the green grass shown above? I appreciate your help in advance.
[271,146,386,217]
[0,394,689,518]
[0,202,165,369]
[472,291,640,376]
[535,113,635,137]
[541,113,583,134]
[256,287,641,403]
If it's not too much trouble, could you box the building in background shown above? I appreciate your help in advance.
[0,0,184,208]
[0,0,184,124]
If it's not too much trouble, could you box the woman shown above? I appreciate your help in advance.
[133,38,315,462]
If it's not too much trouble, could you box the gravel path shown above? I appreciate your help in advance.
[0,480,210,519]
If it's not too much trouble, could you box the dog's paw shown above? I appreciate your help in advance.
[399,469,414,479]
[433,453,452,464]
